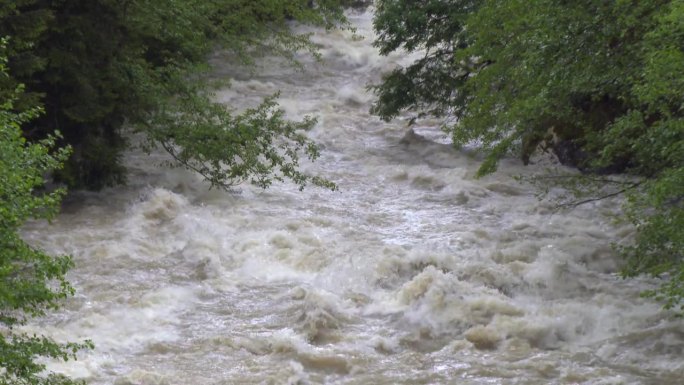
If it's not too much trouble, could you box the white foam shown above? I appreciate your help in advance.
[23,6,680,384]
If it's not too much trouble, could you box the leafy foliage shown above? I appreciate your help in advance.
[145,92,336,190]
[0,0,348,190]
[371,0,478,122]
[0,53,92,385]
[372,0,684,310]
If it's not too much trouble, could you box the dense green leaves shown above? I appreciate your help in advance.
[371,0,477,122]
[0,0,348,190]
[0,54,91,385]
[372,0,684,310]
[145,92,336,190]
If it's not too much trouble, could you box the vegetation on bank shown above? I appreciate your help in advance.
[371,0,683,310]
[0,52,92,384]
[0,0,349,191]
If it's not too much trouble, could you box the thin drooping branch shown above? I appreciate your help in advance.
[556,181,643,210]
[531,174,640,186]
[159,140,244,190]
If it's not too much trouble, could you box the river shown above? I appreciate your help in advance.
[24,8,683,385]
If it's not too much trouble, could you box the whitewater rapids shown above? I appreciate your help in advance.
[24,9,683,385]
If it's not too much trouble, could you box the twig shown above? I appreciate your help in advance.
[555,181,642,210]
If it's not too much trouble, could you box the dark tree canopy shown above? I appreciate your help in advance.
[0,0,348,190]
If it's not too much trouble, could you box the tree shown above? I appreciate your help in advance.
[0,50,92,385]
[0,0,347,190]
[372,0,684,310]
[371,0,477,123]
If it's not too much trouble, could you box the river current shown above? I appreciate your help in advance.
[24,9,683,385]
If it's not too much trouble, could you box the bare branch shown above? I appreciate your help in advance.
[555,181,642,210]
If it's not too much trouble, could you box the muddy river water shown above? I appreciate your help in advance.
[24,9,683,385]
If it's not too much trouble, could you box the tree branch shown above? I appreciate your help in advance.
[556,181,642,210]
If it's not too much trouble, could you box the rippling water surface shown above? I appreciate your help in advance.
[24,9,683,385]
